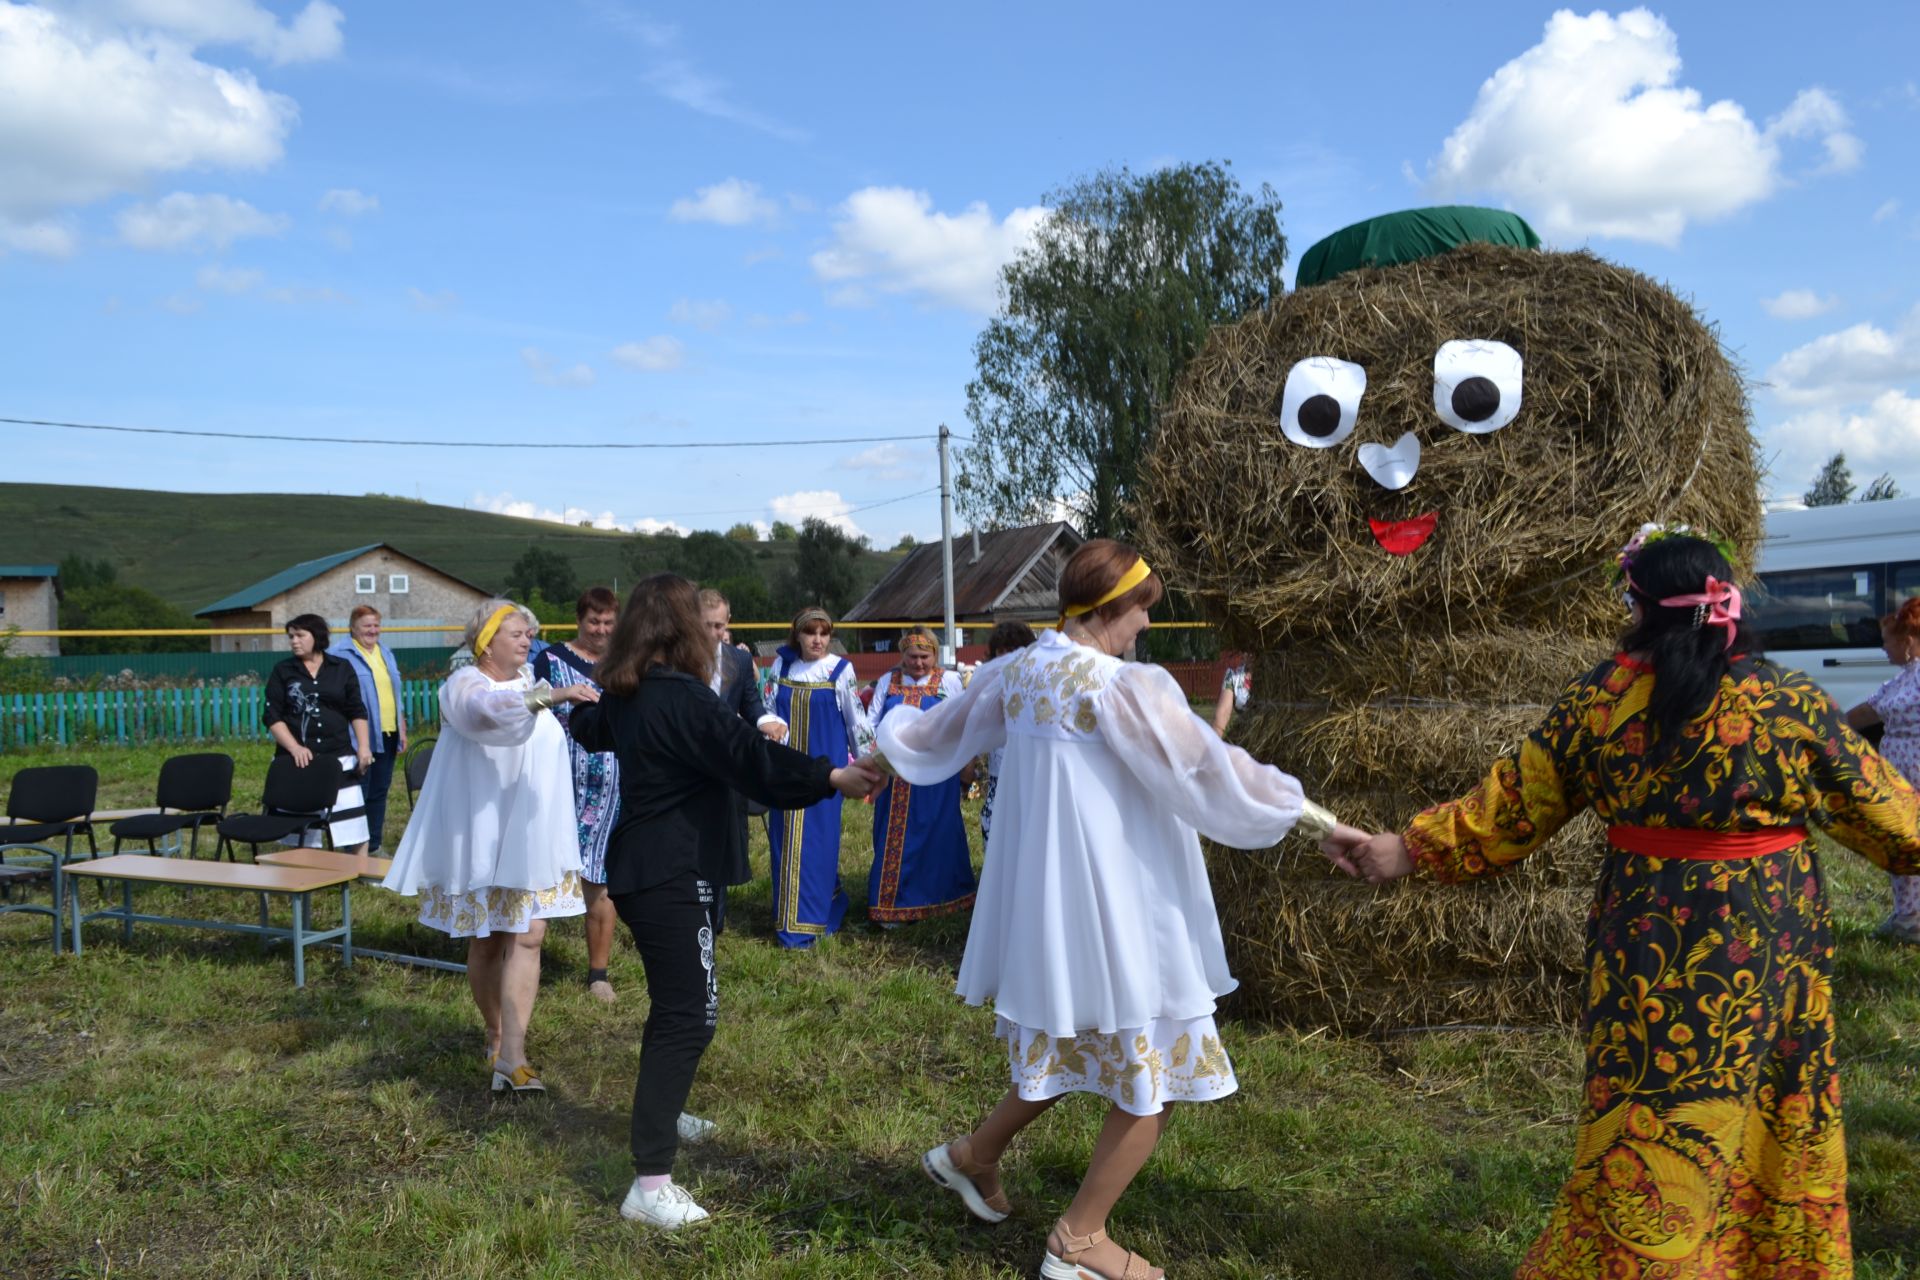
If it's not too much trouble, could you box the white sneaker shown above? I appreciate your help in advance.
[620,1178,711,1229]
[677,1111,717,1144]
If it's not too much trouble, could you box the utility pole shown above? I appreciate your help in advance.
[938,423,957,668]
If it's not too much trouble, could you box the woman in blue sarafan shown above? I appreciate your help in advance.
[767,606,871,947]
[864,626,977,925]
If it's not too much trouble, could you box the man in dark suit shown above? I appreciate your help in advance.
[699,588,786,931]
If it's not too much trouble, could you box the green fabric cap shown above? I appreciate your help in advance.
[1295,206,1541,288]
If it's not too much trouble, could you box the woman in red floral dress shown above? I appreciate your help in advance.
[1327,532,1920,1278]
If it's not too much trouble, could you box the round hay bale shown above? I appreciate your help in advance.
[1135,239,1763,1032]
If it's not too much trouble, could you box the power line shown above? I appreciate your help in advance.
[0,414,941,450]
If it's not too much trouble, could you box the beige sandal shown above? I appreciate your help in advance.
[1040,1218,1163,1280]
[921,1135,1011,1223]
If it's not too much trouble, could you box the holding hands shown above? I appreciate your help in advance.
[830,757,888,801]
[1319,826,1416,884]
[554,683,600,706]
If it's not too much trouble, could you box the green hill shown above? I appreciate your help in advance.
[0,482,902,622]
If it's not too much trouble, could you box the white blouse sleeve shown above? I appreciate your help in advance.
[1099,662,1305,850]
[875,657,1010,784]
[839,662,874,759]
[438,666,543,747]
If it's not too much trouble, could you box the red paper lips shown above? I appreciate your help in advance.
[1368,512,1439,556]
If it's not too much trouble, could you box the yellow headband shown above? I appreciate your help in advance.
[900,633,937,654]
[473,604,518,656]
[1062,557,1153,618]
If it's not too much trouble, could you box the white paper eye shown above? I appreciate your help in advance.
[1433,339,1522,434]
[1276,356,1366,449]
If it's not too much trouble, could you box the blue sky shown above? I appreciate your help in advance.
[3,1,1918,544]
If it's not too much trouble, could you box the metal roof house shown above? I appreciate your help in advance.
[0,563,62,657]
[841,523,1084,633]
[195,544,494,652]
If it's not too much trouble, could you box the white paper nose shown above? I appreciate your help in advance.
[1358,431,1421,491]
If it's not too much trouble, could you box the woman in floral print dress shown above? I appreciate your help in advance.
[1328,533,1920,1279]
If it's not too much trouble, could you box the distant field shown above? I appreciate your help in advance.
[0,482,902,618]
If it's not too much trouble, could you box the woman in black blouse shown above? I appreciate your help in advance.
[569,574,880,1231]
[263,613,374,852]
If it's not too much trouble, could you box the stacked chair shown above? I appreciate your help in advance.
[0,765,100,951]
[213,755,343,862]
[109,753,235,856]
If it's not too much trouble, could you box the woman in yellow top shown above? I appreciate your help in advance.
[331,605,408,852]
[1327,532,1920,1278]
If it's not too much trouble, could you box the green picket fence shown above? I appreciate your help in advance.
[0,680,443,749]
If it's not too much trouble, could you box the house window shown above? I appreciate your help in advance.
[388,573,410,594]
[355,574,376,593]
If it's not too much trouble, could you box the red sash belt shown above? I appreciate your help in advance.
[1606,825,1808,861]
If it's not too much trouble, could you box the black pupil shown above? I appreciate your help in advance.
[1296,393,1343,438]
[1451,376,1501,423]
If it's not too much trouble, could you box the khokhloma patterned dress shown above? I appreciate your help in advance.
[1405,654,1920,1279]
[381,665,584,936]
[875,629,1306,1115]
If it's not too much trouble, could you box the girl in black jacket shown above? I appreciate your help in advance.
[568,573,879,1230]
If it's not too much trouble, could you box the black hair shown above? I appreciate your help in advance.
[987,621,1037,659]
[1619,535,1760,765]
[286,612,331,652]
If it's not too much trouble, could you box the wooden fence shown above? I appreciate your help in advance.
[0,681,443,749]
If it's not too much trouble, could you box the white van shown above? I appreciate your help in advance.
[1753,496,1920,710]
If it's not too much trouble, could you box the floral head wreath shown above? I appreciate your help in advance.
[1611,521,1739,587]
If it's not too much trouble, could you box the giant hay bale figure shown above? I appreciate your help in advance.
[1136,207,1764,1030]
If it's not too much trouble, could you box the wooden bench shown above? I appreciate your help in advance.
[65,855,356,988]
[256,850,467,975]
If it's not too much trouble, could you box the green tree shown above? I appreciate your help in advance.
[710,573,772,624]
[1803,452,1855,507]
[892,533,918,552]
[959,160,1288,538]
[770,521,800,542]
[1862,473,1901,502]
[505,545,580,604]
[724,522,761,542]
[59,579,206,654]
[776,517,869,617]
[629,529,758,585]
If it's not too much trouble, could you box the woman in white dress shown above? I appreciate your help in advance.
[878,540,1354,1280]
[382,599,599,1094]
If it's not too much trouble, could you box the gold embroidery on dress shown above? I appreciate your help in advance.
[1002,646,1109,735]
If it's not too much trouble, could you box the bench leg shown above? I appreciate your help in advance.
[69,871,83,956]
[340,885,353,969]
[50,854,64,956]
[258,893,270,951]
[122,880,134,943]
[293,893,307,988]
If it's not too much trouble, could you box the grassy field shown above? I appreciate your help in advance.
[0,481,902,618]
[2,743,1917,1279]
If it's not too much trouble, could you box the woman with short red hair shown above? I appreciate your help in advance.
[880,538,1352,1280]
[1846,595,1920,943]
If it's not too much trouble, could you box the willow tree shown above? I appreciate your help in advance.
[959,161,1287,538]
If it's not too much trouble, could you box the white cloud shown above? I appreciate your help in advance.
[0,217,76,257]
[196,263,260,293]
[262,283,347,305]
[1762,390,1920,500]
[320,225,351,251]
[0,4,298,245]
[810,186,1048,313]
[837,442,926,483]
[668,297,731,330]
[156,291,201,315]
[117,191,287,251]
[668,177,779,226]
[611,336,685,371]
[520,347,595,387]
[1766,87,1862,174]
[89,1,345,65]
[1761,289,1838,320]
[768,489,867,540]
[473,490,688,535]
[407,286,458,311]
[588,7,802,141]
[1425,8,1861,245]
[318,186,377,216]
[746,309,810,328]
[1766,307,1920,405]
[1874,199,1901,224]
